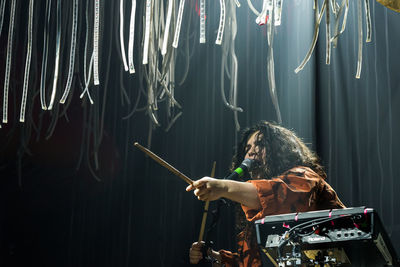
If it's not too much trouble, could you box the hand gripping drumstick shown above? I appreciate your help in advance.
[198,161,216,242]
[134,142,193,185]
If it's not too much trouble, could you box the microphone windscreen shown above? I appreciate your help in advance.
[241,158,255,171]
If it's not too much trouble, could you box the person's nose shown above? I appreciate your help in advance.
[245,146,256,159]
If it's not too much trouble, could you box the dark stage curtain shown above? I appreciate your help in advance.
[316,0,400,255]
[0,1,399,266]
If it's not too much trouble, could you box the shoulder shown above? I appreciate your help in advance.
[280,166,323,180]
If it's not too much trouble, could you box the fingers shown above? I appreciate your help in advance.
[186,177,225,202]
[186,178,208,192]
[194,187,210,201]
[189,253,202,264]
[189,241,204,264]
[186,184,194,191]
[192,241,205,248]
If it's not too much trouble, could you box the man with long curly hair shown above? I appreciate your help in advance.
[186,121,345,267]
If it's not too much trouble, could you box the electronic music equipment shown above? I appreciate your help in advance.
[255,207,399,266]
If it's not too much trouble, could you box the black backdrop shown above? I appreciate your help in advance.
[1,0,399,266]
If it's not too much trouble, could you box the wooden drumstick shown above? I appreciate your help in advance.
[198,161,216,242]
[134,142,193,185]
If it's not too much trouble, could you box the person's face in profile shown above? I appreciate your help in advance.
[244,131,267,178]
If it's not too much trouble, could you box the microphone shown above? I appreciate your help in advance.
[226,158,256,180]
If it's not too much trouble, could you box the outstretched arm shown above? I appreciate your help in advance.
[186,177,262,210]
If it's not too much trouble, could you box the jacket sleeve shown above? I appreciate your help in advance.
[241,167,342,221]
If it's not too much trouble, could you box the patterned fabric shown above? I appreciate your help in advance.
[219,166,345,267]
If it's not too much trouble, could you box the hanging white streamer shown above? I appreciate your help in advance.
[294,0,326,73]
[255,0,268,26]
[230,2,241,130]
[169,56,175,108]
[331,0,346,47]
[267,0,282,124]
[247,0,261,16]
[3,0,16,123]
[47,0,61,110]
[326,0,331,65]
[199,0,206,43]
[19,0,34,122]
[330,0,339,15]
[79,0,93,104]
[80,53,95,104]
[161,0,173,55]
[364,0,371,42]
[143,0,151,64]
[218,1,243,130]
[274,0,283,26]
[93,0,100,85]
[340,0,349,34]
[156,0,163,54]
[0,0,6,36]
[215,0,225,45]
[60,0,79,104]
[120,0,128,71]
[40,0,52,110]
[172,0,185,48]
[128,0,136,73]
[356,0,362,79]
[266,0,273,45]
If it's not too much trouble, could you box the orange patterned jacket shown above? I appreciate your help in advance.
[219,166,345,267]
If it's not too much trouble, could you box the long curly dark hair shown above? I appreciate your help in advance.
[232,121,326,257]
[231,121,326,180]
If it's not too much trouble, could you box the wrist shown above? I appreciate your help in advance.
[219,180,229,199]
